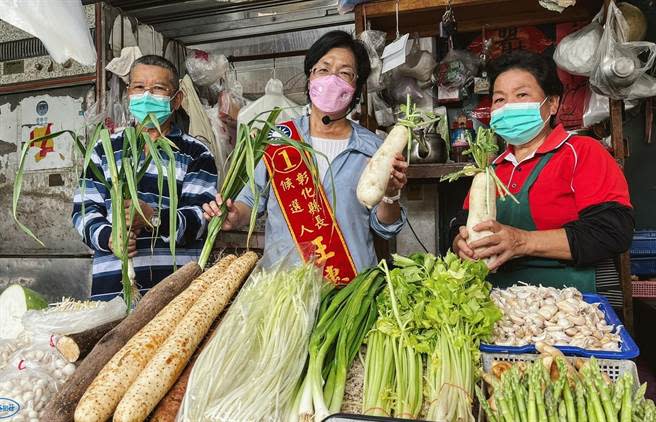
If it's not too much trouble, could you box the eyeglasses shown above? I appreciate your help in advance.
[128,83,174,96]
[310,66,357,84]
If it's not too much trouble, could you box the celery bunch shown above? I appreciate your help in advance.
[363,252,502,421]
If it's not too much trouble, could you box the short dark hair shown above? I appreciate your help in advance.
[304,30,371,109]
[489,50,564,99]
[130,54,180,91]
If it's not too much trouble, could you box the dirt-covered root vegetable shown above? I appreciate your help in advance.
[113,252,258,422]
[466,170,497,266]
[73,255,236,422]
[357,125,410,208]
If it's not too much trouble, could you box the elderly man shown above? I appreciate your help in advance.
[72,55,217,300]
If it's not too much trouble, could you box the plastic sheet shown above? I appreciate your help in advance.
[21,297,126,337]
[0,0,96,66]
[359,30,387,93]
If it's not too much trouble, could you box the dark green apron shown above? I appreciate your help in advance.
[487,152,596,292]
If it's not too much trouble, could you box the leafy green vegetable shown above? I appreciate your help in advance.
[441,126,518,204]
[297,268,385,422]
[363,252,501,421]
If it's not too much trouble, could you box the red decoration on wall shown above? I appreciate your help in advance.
[468,27,553,59]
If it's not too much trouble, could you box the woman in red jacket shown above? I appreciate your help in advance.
[452,50,634,308]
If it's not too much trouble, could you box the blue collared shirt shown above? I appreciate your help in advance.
[236,115,407,271]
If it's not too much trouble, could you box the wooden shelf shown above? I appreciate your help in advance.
[356,0,601,38]
[406,162,468,180]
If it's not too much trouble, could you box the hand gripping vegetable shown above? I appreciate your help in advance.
[442,127,517,267]
[357,96,438,208]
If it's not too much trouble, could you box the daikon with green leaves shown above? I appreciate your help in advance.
[441,127,517,267]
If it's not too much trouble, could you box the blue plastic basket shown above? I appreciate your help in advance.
[630,230,656,257]
[480,293,640,359]
[631,256,656,277]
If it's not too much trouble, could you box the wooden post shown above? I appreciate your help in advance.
[609,98,634,333]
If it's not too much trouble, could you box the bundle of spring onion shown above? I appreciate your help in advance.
[441,127,517,267]
[363,252,502,422]
[294,268,385,422]
[178,261,323,422]
[477,351,656,422]
[13,117,180,310]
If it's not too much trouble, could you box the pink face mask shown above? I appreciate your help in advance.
[309,74,356,114]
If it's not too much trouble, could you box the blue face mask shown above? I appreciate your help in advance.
[129,92,173,128]
[490,98,549,146]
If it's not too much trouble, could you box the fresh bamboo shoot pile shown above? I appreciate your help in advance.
[441,127,517,267]
[74,255,238,422]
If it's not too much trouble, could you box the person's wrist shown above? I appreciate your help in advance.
[517,229,532,257]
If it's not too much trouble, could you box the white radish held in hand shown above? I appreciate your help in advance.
[356,96,438,209]
[466,169,497,267]
[441,127,517,269]
[357,125,410,208]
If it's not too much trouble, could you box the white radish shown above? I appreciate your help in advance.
[466,169,497,266]
[357,125,409,208]
[442,127,517,270]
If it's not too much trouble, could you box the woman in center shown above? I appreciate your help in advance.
[203,30,408,282]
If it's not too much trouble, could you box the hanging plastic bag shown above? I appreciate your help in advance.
[106,46,143,84]
[237,78,302,130]
[106,74,129,132]
[436,49,479,89]
[554,11,603,76]
[389,75,426,105]
[397,42,437,83]
[0,0,96,66]
[185,49,229,87]
[359,30,387,92]
[589,1,656,100]
[582,88,639,127]
[369,93,395,127]
[21,297,126,337]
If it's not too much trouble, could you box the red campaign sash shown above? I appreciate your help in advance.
[262,120,357,285]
